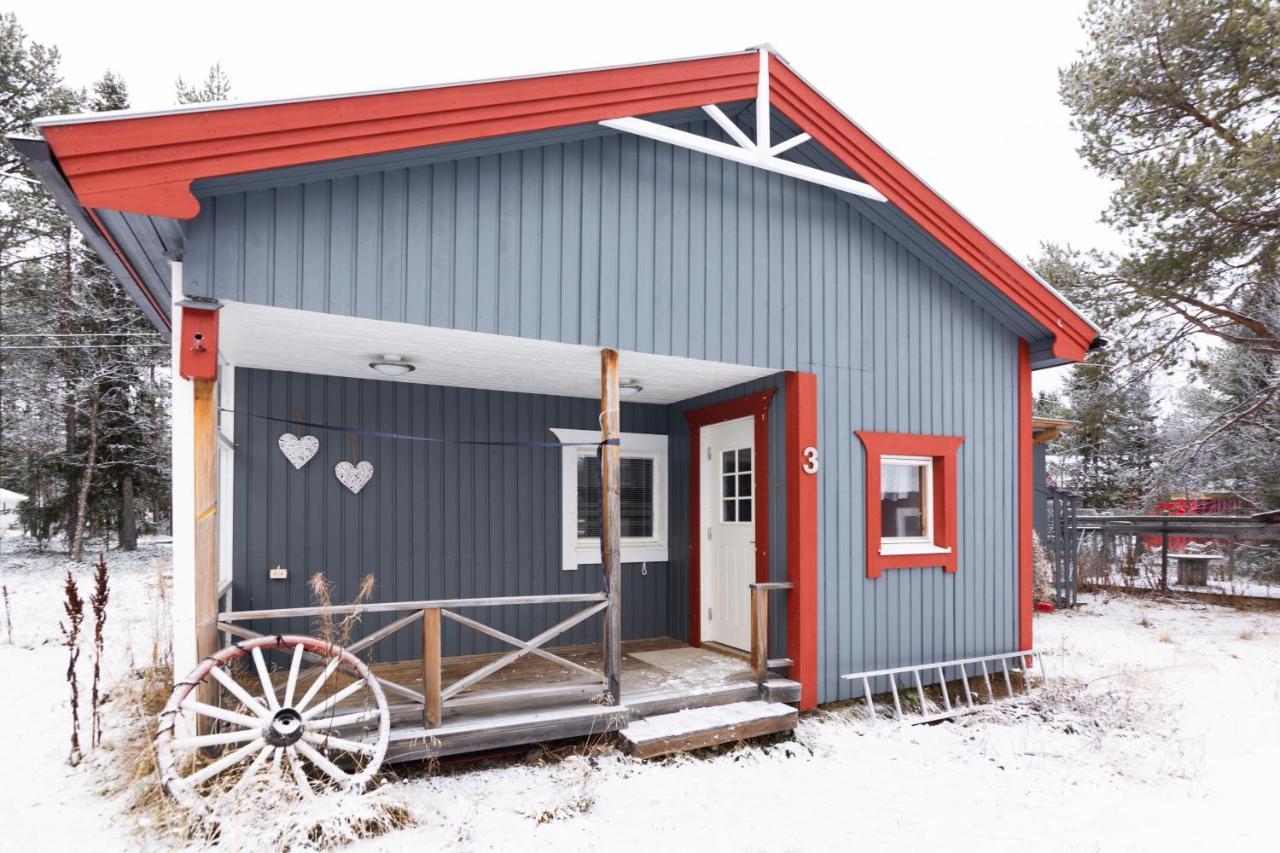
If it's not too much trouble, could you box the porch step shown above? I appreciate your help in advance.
[619,700,797,759]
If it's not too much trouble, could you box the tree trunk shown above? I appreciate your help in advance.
[119,472,137,551]
[70,394,100,563]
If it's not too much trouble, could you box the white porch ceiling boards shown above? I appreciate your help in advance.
[217,301,775,405]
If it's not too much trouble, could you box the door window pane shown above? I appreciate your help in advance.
[720,445,752,524]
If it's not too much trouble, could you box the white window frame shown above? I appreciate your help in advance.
[879,454,951,557]
[551,428,668,570]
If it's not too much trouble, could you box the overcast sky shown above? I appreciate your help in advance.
[12,0,1120,390]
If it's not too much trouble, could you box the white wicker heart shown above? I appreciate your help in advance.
[278,433,319,469]
[335,460,374,494]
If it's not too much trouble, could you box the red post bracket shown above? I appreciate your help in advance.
[178,304,219,382]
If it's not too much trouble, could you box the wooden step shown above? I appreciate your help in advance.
[619,701,797,759]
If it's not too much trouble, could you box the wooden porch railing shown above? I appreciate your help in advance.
[749,581,793,696]
[217,592,610,728]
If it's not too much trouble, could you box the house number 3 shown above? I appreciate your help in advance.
[802,446,819,474]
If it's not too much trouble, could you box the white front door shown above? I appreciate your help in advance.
[701,416,756,651]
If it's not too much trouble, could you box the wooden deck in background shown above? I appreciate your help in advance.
[247,637,800,763]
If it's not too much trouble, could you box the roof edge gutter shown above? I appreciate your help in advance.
[7,134,171,337]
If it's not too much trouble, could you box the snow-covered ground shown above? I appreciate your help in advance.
[0,536,171,851]
[1,539,1275,852]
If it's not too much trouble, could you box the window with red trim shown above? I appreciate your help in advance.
[856,432,963,578]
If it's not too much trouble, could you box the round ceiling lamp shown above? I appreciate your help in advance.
[619,379,643,398]
[368,354,416,377]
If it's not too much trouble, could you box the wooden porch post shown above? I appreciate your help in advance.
[600,348,623,704]
[170,262,221,714]
[192,379,220,706]
[422,608,442,727]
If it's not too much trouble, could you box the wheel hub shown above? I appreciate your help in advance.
[264,707,304,747]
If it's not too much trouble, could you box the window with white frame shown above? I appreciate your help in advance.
[879,455,939,554]
[551,428,668,569]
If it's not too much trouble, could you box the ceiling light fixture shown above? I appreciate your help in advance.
[368,354,416,377]
[619,379,643,398]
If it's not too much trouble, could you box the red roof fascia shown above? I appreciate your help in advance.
[42,53,758,218]
[41,49,1094,357]
[767,61,1095,361]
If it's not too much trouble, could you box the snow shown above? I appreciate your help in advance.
[620,700,793,742]
[1093,564,1280,599]
[1,539,1276,851]
[0,538,171,851]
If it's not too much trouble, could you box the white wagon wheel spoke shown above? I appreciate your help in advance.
[156,634,390,816]
[293,739,351,783]
[227,743,275,796]
[171,728,262,751]
[306,708,383,731]
[208,665,272,719]
[302,731,379,757]
[251,646,280,711]
[179,699,263,730]
[295,656,343,714]
[301,678,367,721]
[187,737,267,788]
[282,643,305,708]
[286,747,315,800]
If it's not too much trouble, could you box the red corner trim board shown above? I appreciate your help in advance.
[784,372,818,710]
[39,51,1093,361]
[683,389,774,650]
[1018,339,1034,654]
[855,431,963,580]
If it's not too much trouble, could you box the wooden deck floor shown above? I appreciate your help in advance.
[247,637,800,763]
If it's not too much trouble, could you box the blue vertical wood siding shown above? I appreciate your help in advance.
[206,125,1022,703]
[232,368,678,660]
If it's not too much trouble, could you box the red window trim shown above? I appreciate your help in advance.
[684,390,774,647]
[855,431,963,579]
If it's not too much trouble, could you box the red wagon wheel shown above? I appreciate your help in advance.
[155,634,390,814]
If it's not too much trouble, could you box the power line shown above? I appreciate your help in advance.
[0,343,169,350]
[0,332,163,338]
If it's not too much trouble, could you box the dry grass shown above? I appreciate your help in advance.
[1158,631,1174,644]
[90,568,415,850]
[1239,628,1257,641]
[308,572,375,649]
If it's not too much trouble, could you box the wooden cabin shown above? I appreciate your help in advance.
[18,47,1097,762]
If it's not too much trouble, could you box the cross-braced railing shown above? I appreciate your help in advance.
[217,593,610,729]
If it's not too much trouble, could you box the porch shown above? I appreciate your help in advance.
[180,299,817,763]
[222,627,798,758]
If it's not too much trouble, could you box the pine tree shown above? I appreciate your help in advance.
[1049,0,1280,428]
[1056,349,1160,510]
[1,17,170,557]
[175,62,232,104]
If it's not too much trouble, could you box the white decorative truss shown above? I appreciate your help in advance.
[600,49,887,203]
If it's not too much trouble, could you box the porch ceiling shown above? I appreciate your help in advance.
[218,301,775,405]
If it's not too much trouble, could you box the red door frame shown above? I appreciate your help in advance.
[683,389,775,649]
[684,375,819,710]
